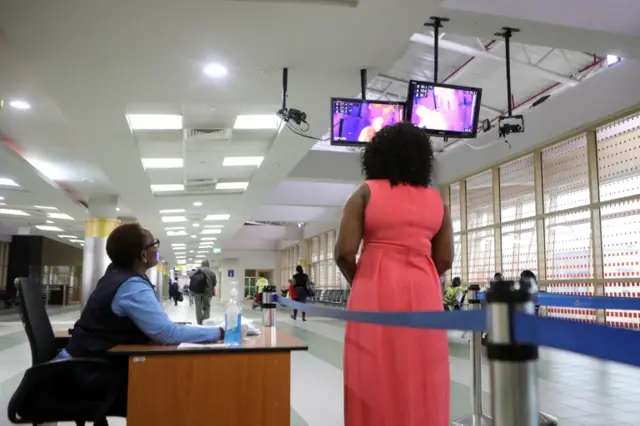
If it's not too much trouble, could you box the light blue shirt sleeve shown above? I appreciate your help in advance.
[111,277,221,345]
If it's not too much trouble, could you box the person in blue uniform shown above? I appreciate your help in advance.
[56,222,224,417]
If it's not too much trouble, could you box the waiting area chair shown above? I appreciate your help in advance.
[7,278,120,426]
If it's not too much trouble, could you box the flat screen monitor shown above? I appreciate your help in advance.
[406,81,482,138]
[331,98,405,146]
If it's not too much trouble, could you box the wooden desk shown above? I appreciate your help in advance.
[54,330,71,349]
[111,327,308,426]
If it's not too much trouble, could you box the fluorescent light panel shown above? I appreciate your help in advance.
[34,205,57,210]
[162,216,187,223]
[128,114,183,130]
[70,239,84,243]
[201,229,222,235]
[166,230,187,236]
[216,182,249,190]
[204,224,224,228]
[58,235,77,239]
[222,156,264,167]
[141,158,183,169]
[0,178,19,187]
[165,226,185,230]
[201,237,217,241]
[205,214,230,221]
[0,208,29,216]
[151,184,184,193]
[233,114,279,130]
[36,225,63,231]
[9,100,31,110]
[160,209,185,214]
[47,213,73,220]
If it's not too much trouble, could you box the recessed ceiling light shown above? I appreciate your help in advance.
[165,226,185,231]
[167,230,187,236]
[177,260,186,265]
[36,225,63,232]
[189,250,194,253]
[233,114,280,130]
[204,224,224,228]
[606,55,621,66]
[116,207,121,212]
[203,63,228,78]
[213,248,222,254]
[58,235,77,239]
[0,178,19,187]
[34,205,57,210]
[0,208,29,216]
[204,214,230,221]
[47,213,74,220]
[127,114,183,130]
[195,254,206,258]
[201,229,222,235]
[192,223,200,227]
[201,237,217,241]
[46,220,54,224]
[193,201,203,207]
[9,100,31,110]
[141,158,184,169]
[171,243,186,247]
[162,216,188,223]
[151,184,184,193]
[216,182,249,190]
[0,196,4,200]
[160,209,186,214]
[191,235,197,238]
[222,156,264,167]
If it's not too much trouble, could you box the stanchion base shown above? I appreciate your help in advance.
[539,411,558,425]
[452,413,493,426]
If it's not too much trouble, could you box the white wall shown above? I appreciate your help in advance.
[213,250,280,302]
[436,59,640,184]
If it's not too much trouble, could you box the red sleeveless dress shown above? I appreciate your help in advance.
[343,179,450,426]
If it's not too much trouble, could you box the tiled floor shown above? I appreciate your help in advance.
[1,300,639,425]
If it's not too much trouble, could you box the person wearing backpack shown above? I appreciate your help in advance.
[190,260,217,324]
[291,265,310,321]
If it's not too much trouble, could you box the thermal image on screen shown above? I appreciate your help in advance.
[332,100,404,143]
[409,83,479,134]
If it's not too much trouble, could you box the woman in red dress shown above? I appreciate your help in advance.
[335,122,454,426]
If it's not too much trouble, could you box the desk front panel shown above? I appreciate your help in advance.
[127,351,291,426]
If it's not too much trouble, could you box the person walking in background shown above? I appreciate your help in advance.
[190,260,217,325]
[335,122,453,426]
[183,282,193,306]
[169,280,180,306]
[291,265,309,321]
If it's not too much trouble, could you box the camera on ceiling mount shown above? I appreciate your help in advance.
[498,114,525,138]
[277,107,307,126]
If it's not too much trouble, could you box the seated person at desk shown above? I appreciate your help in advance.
[56,223,224,415]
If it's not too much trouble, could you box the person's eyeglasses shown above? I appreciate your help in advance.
[145,239,160,249]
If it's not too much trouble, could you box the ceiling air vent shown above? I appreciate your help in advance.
[184,178,218,194]
[184,128,231,142]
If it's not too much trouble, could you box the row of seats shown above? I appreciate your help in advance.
[309,289,349,308]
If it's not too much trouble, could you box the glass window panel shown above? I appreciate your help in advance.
[542,135,590,213]
[604,282,640,329]
[597,112,640,201]
[319,234,326,261]
[467,228,495,283]
[601,199,640,278]
[466,171,494,230]
[501,220,537,280]
[452,234,462,281]
[500,155,536,222]
[450,182,461,232]
[327,230,335,259]
[544,209,592,279]
[546,282,596,323]
[311,237,319,262]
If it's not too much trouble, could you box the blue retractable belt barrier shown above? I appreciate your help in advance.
[275,296,486,332]
[477,291,640,310]
[513,313,640,369]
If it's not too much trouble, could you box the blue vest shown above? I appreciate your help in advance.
[66,265,151,357]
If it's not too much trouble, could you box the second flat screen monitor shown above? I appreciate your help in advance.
[331,98,405,146]
[406,81,482,138]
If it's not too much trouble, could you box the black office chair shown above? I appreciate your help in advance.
[7,278,119,426]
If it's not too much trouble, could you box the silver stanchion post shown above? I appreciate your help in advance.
[453,284,493,426]
[261,285,277,327]
[486,279,539,426]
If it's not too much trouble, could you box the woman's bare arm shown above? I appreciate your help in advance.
[431,205,454,276]
[335,184,368,285]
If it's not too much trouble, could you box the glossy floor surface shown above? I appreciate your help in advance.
[0,300,639,426]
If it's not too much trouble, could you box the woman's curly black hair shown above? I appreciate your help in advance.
[360,122,434,187]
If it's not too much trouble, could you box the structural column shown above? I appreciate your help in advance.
[82,195,119,308]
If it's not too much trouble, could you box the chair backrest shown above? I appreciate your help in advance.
[15,278,57,365]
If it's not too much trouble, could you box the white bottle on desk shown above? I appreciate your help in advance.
[224,282,243,346]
